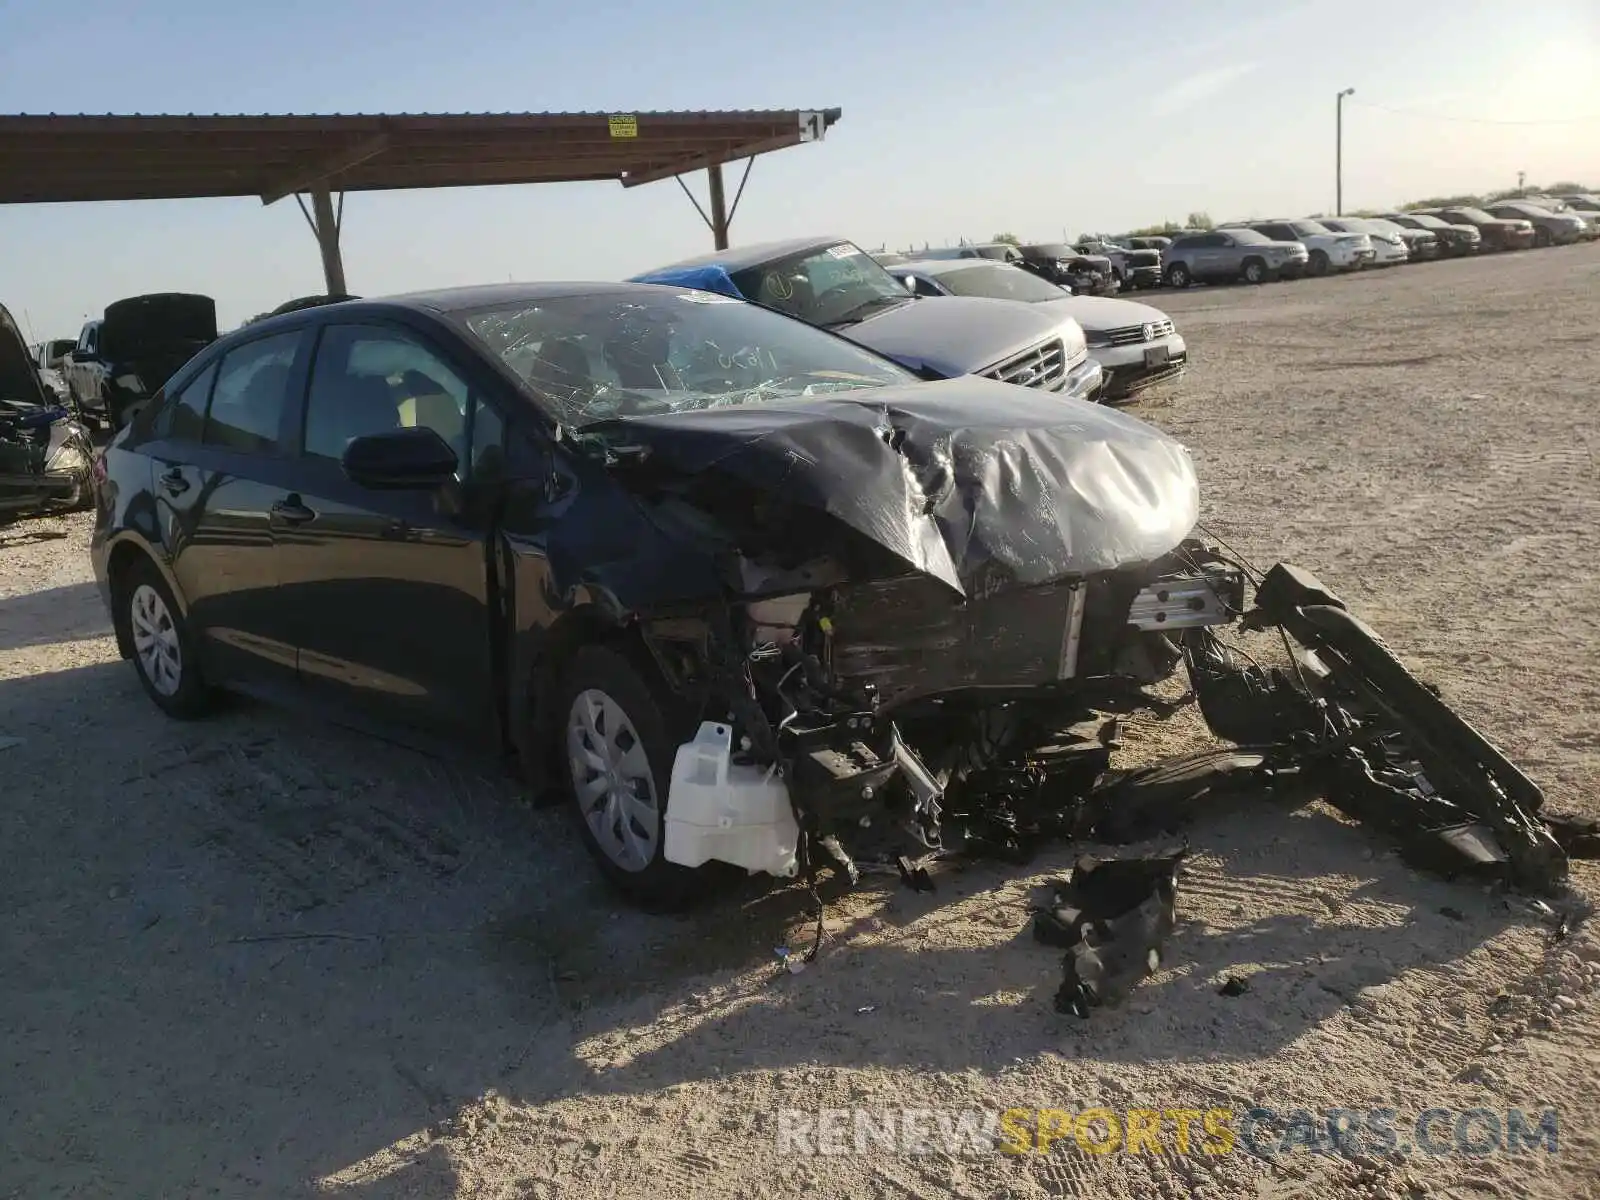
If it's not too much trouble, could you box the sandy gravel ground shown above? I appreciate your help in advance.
[2,247,1598,1200]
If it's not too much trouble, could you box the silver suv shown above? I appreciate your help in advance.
[1161,229,1309,287]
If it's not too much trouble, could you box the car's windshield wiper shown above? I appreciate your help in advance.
[828,293,912,326]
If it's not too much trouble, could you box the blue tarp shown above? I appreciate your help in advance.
[627,264,746,300]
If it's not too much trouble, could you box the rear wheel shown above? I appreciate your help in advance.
[556,644,720,911]
[120,558,214,718]
[1165,262,1192,289]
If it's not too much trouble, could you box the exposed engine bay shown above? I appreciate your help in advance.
[640,539,1582,905]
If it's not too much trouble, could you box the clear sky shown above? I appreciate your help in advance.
[2,0,1596,338]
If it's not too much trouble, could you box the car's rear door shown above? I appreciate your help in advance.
[149,327,313,686]
[275,319,501,744]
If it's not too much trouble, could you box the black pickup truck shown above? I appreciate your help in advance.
[64,293,217,430]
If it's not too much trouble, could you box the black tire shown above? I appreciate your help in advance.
[1533,227,1552,248]
[119,556,214,719]
[1241,258,1266,285]
[1307,250,1329,277]
[555,643,721,911]
[1165,262,1192,289]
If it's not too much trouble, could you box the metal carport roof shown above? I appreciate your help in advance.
[0,108,841,292]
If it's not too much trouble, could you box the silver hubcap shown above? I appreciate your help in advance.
[130,583,182,697]
[566,688,659,872]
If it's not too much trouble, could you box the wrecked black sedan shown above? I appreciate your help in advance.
[2,302,95,523]
[91,282,1576,909]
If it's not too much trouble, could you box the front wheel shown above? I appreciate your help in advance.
[556,644,720,910]
[1241,258,1266,285]
[1533,227,1552,248]
[1165,263,1192,289]
[1307,250,1329,277]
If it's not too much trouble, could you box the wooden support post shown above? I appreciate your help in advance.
[310,186,347,295]
[708,162,729,250]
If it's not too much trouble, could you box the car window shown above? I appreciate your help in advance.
[164,360,219,442]
[1204,233,1231,248]
[204,332,301,454]
[302,325,471,471]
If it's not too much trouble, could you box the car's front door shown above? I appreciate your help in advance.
[275,320,501,744]
[1192,233,1228,278]
[152,328,312,686]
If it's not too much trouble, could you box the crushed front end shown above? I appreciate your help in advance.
[641,537,1250,884]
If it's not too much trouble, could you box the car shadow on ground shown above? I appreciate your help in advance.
[0,655,1547,1198]
[0,579,111,651]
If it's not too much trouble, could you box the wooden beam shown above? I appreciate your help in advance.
[260,132,392,205]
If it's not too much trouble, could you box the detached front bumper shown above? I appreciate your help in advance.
[1095,334,1188,401]
[1370,242,1410,266]
[1126,265,1163,289]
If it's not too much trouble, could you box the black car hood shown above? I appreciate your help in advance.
[581,376,1200,597]
[0,302,49,409]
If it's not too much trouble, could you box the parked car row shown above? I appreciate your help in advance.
[877,193,1597,296]
[631,233,1188,406]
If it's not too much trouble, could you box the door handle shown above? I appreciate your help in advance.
[158,467,189,496]
[270,496,317,526]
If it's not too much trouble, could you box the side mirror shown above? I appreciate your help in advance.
[342,426,459,490]
[900,275,918,293]
[69,349,92,363]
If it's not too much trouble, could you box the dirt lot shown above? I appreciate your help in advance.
[3,246,1598,1200]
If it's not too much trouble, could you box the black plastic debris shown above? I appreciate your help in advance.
[1033,848,1187,1018]
[896,855,935,893]
[1218,975,1250,997]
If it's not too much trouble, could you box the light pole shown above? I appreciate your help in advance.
[1336,87,1355,215]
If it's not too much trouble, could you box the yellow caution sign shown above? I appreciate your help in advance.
[608,114,638,139]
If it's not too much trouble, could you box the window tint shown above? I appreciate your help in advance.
[204,332,301,454]
[302,325,470,470]
[1202,233,1230,248]
[165,360,218,442]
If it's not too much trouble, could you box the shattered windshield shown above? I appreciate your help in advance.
[461,290,916,429]
[727,243,913,328]
[933,264,1068,303]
